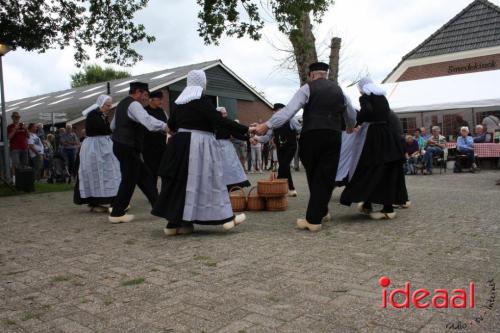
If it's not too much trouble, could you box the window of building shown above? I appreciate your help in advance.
[400,117,417,134]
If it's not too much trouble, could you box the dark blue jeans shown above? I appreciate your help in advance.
[423,147,443,172]
[63,148,76,176]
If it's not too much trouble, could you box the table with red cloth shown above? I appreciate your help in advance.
[446,143,500,158]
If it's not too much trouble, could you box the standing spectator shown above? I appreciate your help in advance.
[7,111,29,176]
[36,123,46,141]
[250,132,263,173]
[43,134,55,179]
[28,123,44,181]
[420,127,431,140]
[414,129,426,151]
[482,115,499,139]
[55,127,66,152]
[456,127,477,172]
[60,124,80,179]
[404,135,420,175]
[422,126,447,175]
[473,125,487,143]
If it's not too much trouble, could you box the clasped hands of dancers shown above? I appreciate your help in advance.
[75,61,409,236]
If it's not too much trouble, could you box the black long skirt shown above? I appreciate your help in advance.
[340,123,408,206]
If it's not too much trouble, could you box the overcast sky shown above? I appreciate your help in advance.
[3,0,498,103]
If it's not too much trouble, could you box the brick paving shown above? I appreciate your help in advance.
[1,171,499,332]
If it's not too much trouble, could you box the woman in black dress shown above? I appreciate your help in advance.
[340,77,407,220]
[152,70,250,236]
[74,95,121,212]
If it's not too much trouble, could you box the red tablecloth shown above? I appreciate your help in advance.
[446,143,500,158]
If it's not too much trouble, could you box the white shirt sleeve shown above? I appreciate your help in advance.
[266,84,310,129]
[256,129,274,143]
[290,117,302,134]
[127,101,167,132]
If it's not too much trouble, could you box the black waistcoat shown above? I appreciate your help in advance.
[112,96,145,151]
[274,121,297,147]
[143,106,167,149]
[302,79,345,133]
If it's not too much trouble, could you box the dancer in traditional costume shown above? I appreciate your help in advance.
[255,62,356,232]
[216,107,251,190]
[335,94,358,187]
[109,82,168,223]
[74,95,121,212]
[152,70,249,236]
[340,77,407,220]
[143,90,168,178]
[256,103,302,197]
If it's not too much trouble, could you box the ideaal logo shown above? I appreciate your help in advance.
[378,277,496,330]
[379,276,475,309]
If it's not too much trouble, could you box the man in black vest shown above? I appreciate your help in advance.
[255,62,356,232]
[255,103,301,197]
[110,82,168,223]
[142,90,168,179]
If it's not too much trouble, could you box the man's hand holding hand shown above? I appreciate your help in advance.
[255,123,269,135]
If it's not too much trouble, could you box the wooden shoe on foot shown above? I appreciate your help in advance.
[369,211,396,220]
[296,219,322,232]
[108,214,135,224]
[164,224,194,236]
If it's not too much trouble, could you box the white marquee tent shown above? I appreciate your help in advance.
[344,70,500,113]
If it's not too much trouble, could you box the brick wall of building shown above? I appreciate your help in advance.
[397,53,500,82]
[236,99,273,126]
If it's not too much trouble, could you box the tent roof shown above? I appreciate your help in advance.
[2,59,272,124]
[345,70,500,113]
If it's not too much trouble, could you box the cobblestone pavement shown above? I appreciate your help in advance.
[1,171,499,333]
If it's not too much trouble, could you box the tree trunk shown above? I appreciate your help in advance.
[328,37,341,83]
[289,13,318,86]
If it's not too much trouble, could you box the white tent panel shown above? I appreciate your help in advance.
[344,70,500,113]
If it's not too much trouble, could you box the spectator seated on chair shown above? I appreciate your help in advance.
[414,129,427,152]
[473,125,487,143]
[422,126,447,175]
[455,126,477,173]
[404,135,420,175]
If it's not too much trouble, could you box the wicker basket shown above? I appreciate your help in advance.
[257,173,289,198]
[247,187,265,211]
[266,196,288,211]
[229,187,247,212]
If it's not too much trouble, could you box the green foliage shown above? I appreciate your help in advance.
[0,0,155,66]
[196,0,334,44]
[121,277,145,286]
[0,182,73,197]
[71,64,131,88]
